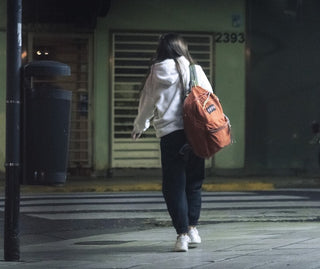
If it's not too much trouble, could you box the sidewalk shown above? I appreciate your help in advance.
[0,180,320,268]
[1,175,320,193]
[1,221,320,268]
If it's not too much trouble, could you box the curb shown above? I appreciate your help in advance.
[10,181,275,194]
[1,176,320,194]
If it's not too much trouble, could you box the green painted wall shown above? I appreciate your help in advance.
[93,28,110,172]
[0,0,6,173]
[215,43,245,169]
[94,0,246,171]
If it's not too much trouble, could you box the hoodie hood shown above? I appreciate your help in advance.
[152,56,189,85]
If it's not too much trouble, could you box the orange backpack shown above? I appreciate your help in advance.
[183,65,231,158]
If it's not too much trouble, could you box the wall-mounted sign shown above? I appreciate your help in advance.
[232,14,242,27]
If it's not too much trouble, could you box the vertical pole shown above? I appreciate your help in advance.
[4,0,22,261]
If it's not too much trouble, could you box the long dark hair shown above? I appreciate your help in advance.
[147,33,195,88]
[154,33,194,64]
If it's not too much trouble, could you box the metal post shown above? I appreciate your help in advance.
[4,0,22,261]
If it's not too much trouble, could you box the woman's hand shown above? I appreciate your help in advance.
[131,131,142,140]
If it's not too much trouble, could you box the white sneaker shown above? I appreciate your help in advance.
[188,227,201,244]
[174,234,190,252]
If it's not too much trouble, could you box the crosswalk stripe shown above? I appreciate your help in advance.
[0,192,317,222]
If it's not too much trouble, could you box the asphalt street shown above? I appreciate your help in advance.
[0,189,320,268]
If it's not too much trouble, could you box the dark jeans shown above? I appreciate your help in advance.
[160,130,205,234]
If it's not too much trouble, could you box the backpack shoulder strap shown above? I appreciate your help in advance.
[185,65,199,99]
[189,65,199,87]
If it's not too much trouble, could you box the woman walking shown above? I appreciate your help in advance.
[132,33,213,252]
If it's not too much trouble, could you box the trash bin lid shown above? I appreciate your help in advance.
[24,60,71,77]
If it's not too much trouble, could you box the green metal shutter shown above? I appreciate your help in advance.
[111,32,214,168]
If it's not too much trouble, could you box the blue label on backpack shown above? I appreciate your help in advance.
[206,104,216,114]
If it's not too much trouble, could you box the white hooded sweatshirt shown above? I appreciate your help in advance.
[133,56,213,138]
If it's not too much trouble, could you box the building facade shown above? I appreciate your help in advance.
[0,0,247,178]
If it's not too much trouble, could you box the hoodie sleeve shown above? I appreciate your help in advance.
[132,74,156,134]
[195,65,213,93]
